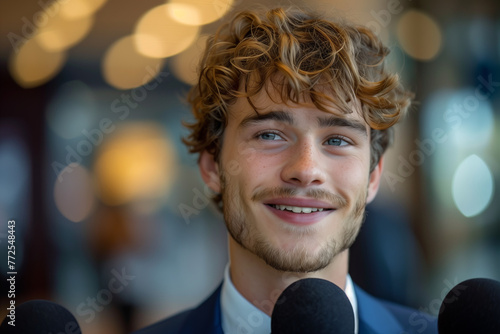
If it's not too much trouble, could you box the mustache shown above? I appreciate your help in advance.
[251,187,347,208]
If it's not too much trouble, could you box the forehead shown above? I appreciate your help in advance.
[229,80,365,123]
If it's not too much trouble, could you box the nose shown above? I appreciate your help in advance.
[280,140,326,187]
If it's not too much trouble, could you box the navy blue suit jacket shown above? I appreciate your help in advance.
[134,283,437,334]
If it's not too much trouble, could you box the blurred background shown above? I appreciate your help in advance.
[0,0,499,332]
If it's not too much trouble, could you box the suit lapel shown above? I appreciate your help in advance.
[180,284,224,334]
[179,282,409,334]
[355,284,404,334]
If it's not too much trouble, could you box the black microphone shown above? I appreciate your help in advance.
[0,299,82,334]
[271,278,354,334]
[438,278,500,334]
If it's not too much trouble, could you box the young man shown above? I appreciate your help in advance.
[135,6,437,334]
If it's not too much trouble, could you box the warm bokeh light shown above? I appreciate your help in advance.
[452,155,494,218]
[166,3,202,26]
[134,4,200,58]
[167,0,234,26]
[93,123,178,210]
[102,35,166,89]
[59,0,109,20]
[35,14,94,52]
[8,38,67,88]
[397,10,442,61]
[54,163,96,222]
[171,35,209,85]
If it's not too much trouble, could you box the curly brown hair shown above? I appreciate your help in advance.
[184,6,412,177]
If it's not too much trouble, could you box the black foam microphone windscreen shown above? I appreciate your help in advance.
[0,299,82,334]
[271,278,354,334]
[438,278,500,334]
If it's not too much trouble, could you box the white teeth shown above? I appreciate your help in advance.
[273,205,325,213]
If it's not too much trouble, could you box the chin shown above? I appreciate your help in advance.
[252,234,340,273]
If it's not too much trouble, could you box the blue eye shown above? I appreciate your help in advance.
[325,137,349,146]
[259,132,282,140]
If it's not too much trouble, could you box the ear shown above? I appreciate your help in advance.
[199,150,221,193]
[366,156,384,204]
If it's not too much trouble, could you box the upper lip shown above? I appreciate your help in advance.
[264,197,335,209]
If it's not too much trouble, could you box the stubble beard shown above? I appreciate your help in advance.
[220,173,367,273]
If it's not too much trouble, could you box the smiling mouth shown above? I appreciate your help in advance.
[267,204,333,214]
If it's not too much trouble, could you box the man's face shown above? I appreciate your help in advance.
[200,87,383,273]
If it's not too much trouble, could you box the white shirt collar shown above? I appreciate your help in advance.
[220,264,359,334]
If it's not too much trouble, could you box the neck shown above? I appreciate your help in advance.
[227,236,349,316]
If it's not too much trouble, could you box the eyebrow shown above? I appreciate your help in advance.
[317,115,368,137]
[239,110,368,137]
[239,110,294,128]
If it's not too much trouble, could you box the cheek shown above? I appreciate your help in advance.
[227,146,282,179]
[220,149,269,193]
[332,159,370,196]
[240,159,279,194]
